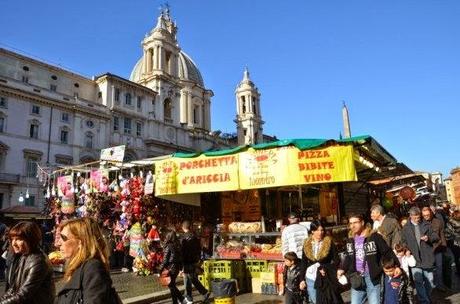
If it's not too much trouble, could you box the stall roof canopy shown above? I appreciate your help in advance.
[172,135,413,183]
[174,135,397,164]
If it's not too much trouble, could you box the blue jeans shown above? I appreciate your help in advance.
[434,251,445,288]
[411,267,434,304]
[350,273,380,304]
[306,278,316,304]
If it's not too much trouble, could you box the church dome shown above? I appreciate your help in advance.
[129,51,204,87]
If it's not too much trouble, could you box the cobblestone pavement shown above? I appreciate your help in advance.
[0,270,171,300]
[1,269,459,303]
[153,270,460,304]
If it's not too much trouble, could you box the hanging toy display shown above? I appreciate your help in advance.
[58,175,75,214]
[128,222,144,258]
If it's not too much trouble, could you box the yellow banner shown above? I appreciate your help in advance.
[155,145,357,195]
[239,145,357,189]
[295,145,357,184]
[239,147,297,189]
[175,154,239,193]
[154,159,179,195]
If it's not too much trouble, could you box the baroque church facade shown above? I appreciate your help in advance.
[0,10,266,210]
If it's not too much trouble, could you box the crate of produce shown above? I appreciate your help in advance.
[245,259,268,278]
[259,271,277,284]
[203,260,233,279]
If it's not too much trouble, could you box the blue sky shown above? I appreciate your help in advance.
[1,1,459,177]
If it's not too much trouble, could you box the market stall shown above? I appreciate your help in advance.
[43,146,204,275]
[152,135,409,293]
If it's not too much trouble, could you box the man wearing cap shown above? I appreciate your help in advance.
[281,211,309,259]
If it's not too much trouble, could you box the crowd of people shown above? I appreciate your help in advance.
[0,218,210,304]
[0,200,458,304]
[281,202,460,304]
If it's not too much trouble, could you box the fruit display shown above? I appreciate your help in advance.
[215,235,282,260]
[216,239,246,258]
[249,238,282,259]
[48,251,65,265]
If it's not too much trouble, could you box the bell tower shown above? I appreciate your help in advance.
[235,68,264,145]
[140,7,180,83]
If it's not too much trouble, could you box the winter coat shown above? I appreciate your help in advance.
[377,216,401,249]
[401,220,438,269]
[0,251,55,304]
[445,217,460,243]
[281,223,309,259]
[283,263,303,292]
[342,228,398,285]
[300,236,339,279]
[427,218,446,252]
[314,263,344,304]
[379,271,413,304]
[180,231,201,265]
[159,242,182,275]
[55,258,114,304]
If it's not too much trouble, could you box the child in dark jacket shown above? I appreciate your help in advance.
[380,257,413,304]
[279,252,303,304]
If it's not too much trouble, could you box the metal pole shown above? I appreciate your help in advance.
[299,185,303,210]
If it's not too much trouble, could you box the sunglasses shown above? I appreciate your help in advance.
[60,234,71,242]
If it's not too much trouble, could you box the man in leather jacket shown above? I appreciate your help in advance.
[180,220,210,303]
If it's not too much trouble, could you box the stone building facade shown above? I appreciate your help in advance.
[0,10,265,209]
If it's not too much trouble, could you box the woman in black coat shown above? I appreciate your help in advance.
[0,221,55,304]
[55,217,120,304]
[159,229,188,304]
[300,220,343,304]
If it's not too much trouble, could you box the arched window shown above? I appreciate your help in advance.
[164,98,172,123]
[84,132,94,149]
[125,93,132,106]
[241,96,246,114]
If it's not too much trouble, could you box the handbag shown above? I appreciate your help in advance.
[159,269,171,286]
[348,272,366,290]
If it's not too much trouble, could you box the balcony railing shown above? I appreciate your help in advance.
[0,173,20,184]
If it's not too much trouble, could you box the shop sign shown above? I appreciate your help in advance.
[100,145,125,162]
[175,154,239,193]
[295,145,357,185]
[155,159,179,195]
[144,171,155,195]
[239,147,296,189]
[156,145,357,195]
[239,145,357,189]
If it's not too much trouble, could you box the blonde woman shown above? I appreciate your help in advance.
[55,217,120,304]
